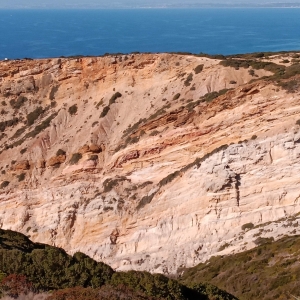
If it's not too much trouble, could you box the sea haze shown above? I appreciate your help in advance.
[1,8,300,59]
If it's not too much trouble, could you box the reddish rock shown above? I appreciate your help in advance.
[78,145,90,154]
[14,160,30,171]
[47,155,66,167]
[89,144,102,153]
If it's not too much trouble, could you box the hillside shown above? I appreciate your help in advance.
[180,234,300,300]
[0,52,300,275]
[0,228,236,300]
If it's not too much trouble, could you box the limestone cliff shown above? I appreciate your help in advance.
[0,52,300,274]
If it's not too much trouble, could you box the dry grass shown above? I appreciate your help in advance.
[0,292,49,300]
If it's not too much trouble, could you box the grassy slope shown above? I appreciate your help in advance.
[180,235,300,300]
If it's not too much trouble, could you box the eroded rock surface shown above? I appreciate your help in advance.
[0,53,300,274]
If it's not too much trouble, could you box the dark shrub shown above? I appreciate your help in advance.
[100,106,110,118]
[149,130,160,136]
[56,149,66,156]
[88,155,98,161]
[241,223,254,231]
[109,92,122,105]
[184,73,193,86]
[0,181,10,189]
[173,93,181,100]
[10,96,28,109]
[27,106,44,125]
[254,237,274,246]
[194,64,204,74]
[68,104,78,115]
[69,153,82,165]
[49,85,59,100]
[20,148,27,154]
[17,173,26,182]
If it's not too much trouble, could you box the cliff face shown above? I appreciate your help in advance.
[0,53,300,274]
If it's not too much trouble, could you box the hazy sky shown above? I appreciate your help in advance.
[1,0,300,8]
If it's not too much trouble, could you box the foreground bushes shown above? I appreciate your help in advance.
[0,229,237,300]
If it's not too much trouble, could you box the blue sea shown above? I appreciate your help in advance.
[1,8,300,59]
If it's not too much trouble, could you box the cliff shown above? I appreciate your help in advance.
[0,52,300,274]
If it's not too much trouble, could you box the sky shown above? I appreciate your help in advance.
[1,0,300,8]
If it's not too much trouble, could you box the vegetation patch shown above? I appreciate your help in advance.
[173,93,181,100]
[69,153,82,165]
[136,194,155,210]
[277,79,300,93]
[95,99,103,109]
[0,228,238,300]
[103,176,129,193]
[27,106,44,125]
[20,148,27,154]
[56,149,66,156]
[109,92,122,105]
[241,223,254,231]
[184,73,193,86]
[25,112,58,139]
[180,234,300,300]
[9,96,28,109]
[17,173,26,182]
[49,85,59,100]
[100,106,110,118]
[0,117,19,132]
[99,93,122,118]
[194,64,204,74]
[0,181,9,189]
[68,104,78,115]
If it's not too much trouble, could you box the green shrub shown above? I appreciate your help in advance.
[17,173,26,182]
[10,96,28,109]
[88,155,98,161]
[194,64,204,74]
[241,223,254,231]
[49,86,59,100]
[20,148,27,154]
[173,93,181,100]
[25,112,58,139]
[218,243,230,252]
[109,92,122,105]
[56,149,66,156]
[68,104,78,115]
[69,153,82,165]
[100,106,110,118]
[0,117,19,132]
[149,130,160,136]
[202,89,230,102]
[278,79,299,93]
[254,237,274,246]
[0,181,10,189]
[27,106,44,125]
[248,69,255,76]
[184,73,193,86]
[95,99,103,109]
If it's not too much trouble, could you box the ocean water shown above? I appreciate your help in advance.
[0,8,300,59]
